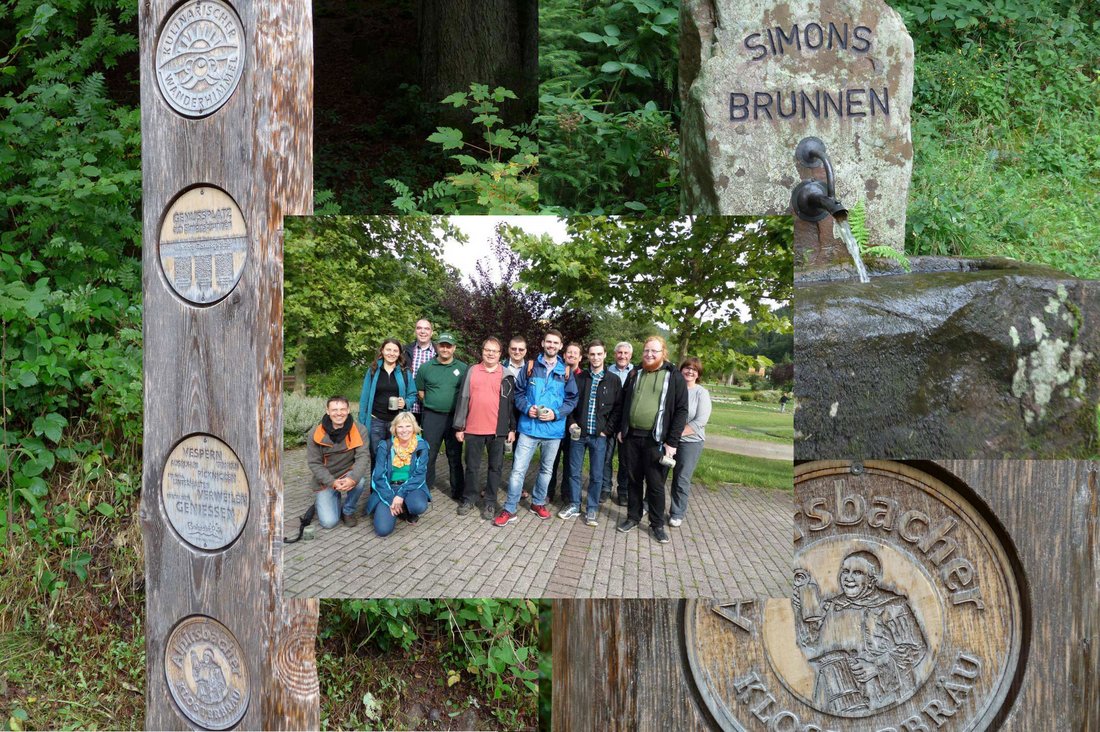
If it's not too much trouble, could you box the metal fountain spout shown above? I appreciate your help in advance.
[791,137,848,222]
[790,136,869,283]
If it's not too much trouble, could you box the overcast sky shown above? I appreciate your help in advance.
[444,216,568,282]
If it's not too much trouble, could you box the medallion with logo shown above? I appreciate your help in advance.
[164,615,250,729]
[155,0,244,117]
[685,461,1024,731]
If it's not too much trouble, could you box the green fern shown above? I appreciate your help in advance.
[849,198,911,271]
[848,198,869,248]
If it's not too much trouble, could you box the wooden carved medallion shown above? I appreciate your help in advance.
[685,461,1024,731]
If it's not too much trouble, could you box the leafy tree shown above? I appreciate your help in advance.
[440,227,592,363]
[283,216,458,393]
[509,216,792,363]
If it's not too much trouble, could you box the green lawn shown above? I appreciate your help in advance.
[693,449,792,491]
[704,385,794,444]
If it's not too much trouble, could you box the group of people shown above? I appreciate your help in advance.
[305,319,713,544]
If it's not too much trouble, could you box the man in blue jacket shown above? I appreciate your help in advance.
[494,329,579,526]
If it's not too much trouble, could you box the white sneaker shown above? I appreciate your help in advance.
[669,516,683,528]
[557,504,580,519]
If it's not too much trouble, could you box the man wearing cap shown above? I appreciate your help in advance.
[415,332,468,502]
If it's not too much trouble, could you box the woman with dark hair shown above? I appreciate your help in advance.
[669,356,712,527]
[357,338,418,467]
[366,412,431,536]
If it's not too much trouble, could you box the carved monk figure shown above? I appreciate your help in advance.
[191,648,229,705]
[793,549,928,715]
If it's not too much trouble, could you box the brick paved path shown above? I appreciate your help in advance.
[281,447,792,599]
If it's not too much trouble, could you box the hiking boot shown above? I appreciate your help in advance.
[457,501,475,516]
[341,513,359,528]
[585,509,599,527]
[599,491,610,505]
[617,518,639,533]
[614,492,628,506]
[557,504,580,519]
[481,503,496,521]
[530,503,551,520]
[653,526,670,544]
[403,512,420,524]
[493,509,517,527]
[668,516,683,528]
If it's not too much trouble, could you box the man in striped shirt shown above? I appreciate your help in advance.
[403,318,436,421]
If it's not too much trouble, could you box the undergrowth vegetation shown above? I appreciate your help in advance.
[538,0,680,214]
[894,0,1100,277]
[2,0,145,726]
[317,599,542,731]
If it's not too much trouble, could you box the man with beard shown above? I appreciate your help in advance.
[306,396,369,528]
[793,549,929,715]
[615,336,687,544]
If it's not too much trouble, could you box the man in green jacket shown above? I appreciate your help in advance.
[415,332,469,502]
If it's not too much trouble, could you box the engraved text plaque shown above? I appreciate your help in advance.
[155,0,244,117]
[165,615,250,729]
[158,186,248,305]
[162,434,249,551]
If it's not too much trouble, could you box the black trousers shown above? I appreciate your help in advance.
[421,408,465,499]
[603,436,630,496]
[462,433,505,508]
[622,431,670,528]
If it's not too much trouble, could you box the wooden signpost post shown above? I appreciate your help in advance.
[139,0,318,727]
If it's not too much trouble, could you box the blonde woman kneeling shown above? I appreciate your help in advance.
[366,412,431,537]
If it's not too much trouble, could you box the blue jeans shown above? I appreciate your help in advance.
[504,434,560,513]
[372,488,429,537]
[368,418,392,469]
[568,434,608,511]
[314,482,367,528]
[669,441,705,519]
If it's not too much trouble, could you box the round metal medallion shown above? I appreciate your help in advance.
[162,434,249,551]
[159,186,248,305]
[685,461,1024,731]
[155,0,244,117]
[164,615,250,730]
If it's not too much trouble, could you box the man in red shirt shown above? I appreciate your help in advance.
[452,337,517,520]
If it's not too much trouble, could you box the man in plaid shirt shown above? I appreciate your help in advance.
[560,340,622,526]
[402,318,436,421]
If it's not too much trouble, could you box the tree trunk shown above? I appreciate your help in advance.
[417,0,537,126]
[293,344,307,395]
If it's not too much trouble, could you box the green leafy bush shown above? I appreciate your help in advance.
[318,599,539,729]
[539,0,680,213]
[892,2,1100,277]
[387,84,538,214]
[1,0,143,579]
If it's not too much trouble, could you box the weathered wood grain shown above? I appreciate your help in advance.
[932,461,1099,731]
[139,0,316,727]
[553,600,715,731]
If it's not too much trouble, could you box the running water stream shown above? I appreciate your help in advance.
[833,215,871,283]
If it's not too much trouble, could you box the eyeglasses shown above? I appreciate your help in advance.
[510,347,526,351]
[482,348,501,354]
[642,349,662,355]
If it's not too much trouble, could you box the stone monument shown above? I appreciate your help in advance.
[681,0,914,255]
